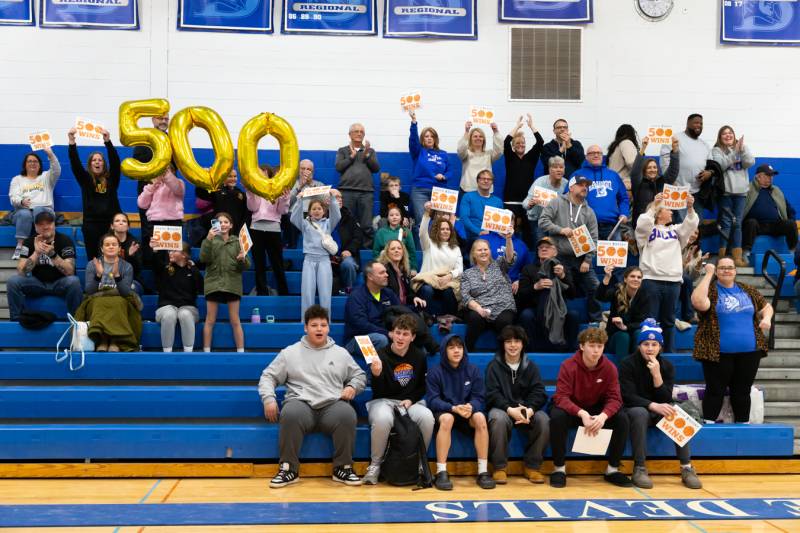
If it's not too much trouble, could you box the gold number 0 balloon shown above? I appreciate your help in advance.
[238,113,300,202]
[169,106,234,192]
[118,99,172,181]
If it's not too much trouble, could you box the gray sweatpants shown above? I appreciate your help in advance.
[155,305,199,351]
[301,254,332,320]
[488,408,550,470]
[627,406,691,467]
[279,399,357,471]
[366,398,434,466]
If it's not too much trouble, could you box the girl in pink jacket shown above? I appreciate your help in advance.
[138,167,186,267]
[247,165,290,295]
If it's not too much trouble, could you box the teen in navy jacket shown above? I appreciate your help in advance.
[426,334,494,491]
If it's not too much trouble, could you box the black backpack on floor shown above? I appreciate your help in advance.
[381,407,433,488]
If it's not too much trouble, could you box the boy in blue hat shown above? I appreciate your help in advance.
[618,318,702,490]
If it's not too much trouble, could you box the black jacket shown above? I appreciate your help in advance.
[69,141,122,223]
[540,138,585,177]
[503,132,544,203]
[485,352,547,412]
[386,263,416,305]
[515,259,576,314]
[372,343,428,403]
[631,151,678,228]
[336,206,364,257]
[596,280,648,340]
[200,186,249,234]
[153,251,204,309]
[618,349,674,409]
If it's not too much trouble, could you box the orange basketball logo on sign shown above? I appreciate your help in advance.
[172,232,181,241]
[448,195,456,204]
[501,215,510,225]
[671,191,680,200]
[607,247,616,257]
[656,128,664,136]
[617,247,627,257]
[578,235,587,244]
[683,426,695,437]
[674,418,686,428]
[492,213,501,222]
[34,135,42,142]
[582,244,590,252]
[680,192,688,200]
[162,231,172,241]
[486,111,494,119]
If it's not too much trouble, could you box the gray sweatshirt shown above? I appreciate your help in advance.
[290,194,341,258]
[335,145,380,191]
[538,194,599,263]
[712,145,755,196]
[258,336,366,410]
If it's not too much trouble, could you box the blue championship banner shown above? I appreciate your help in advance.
[499,0,592,23]
[721,0,800,45]
[282,0,377,35]
[40,0,139,29]
[178,0,273,34]
[384,0,476,39]
[0,0,34,26]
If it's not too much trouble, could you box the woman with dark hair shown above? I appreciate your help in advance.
[692,257,773,423]
[597,265,648,361]
[408,109,451,233]
[8,148,60,259]
[77,233,142,352]
[154,241,203,352]
[109,213,143,294]
[630,136,679,228]
[712,125,754,266]
[67,127,121,261]
[414,204,463,324]
[607,124,640,191]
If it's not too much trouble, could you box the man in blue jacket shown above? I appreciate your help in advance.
[426,334,495,491]
[573,145,630,242]
[343,261,399,360]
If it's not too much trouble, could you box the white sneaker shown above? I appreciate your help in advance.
[12,243,23,260]
[362,464,380,485]
[675,319,692,332]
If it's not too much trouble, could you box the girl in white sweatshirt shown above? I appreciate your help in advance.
[635,192,699,353]
[414,204,463,320]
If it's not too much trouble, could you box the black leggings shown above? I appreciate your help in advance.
[701,351,762,422]
[464,309,515,351]
[252,229,288,296]
[83,219,112,260]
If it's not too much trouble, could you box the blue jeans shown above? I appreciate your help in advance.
[339,255,358,290]
[11,207,55,240]
[718,194,747,250]
[7,273,82,320]
[410,187,432,236]
[641,279,680,352]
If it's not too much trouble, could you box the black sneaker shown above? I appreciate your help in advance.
[550,471,567,488]
[476,472,496,489]
[434,471,453,491]
[332,465,362,486]
[269,463,299,489]
[604,471,633,487]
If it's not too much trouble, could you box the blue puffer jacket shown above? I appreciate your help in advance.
[425,334,485,415]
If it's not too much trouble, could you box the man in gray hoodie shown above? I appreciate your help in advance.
[259,304,367,489]
[538,176,602,322]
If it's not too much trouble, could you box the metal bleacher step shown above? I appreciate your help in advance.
[765,402,800,417]
[755,381,800,401]
[773,338,800,349]
[761,351,800,367]
[756,367,800,380]
[774,324,800,337]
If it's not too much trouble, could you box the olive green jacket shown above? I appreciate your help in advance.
[199,235,250,296]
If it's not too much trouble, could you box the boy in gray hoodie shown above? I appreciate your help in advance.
[259,305,366,489]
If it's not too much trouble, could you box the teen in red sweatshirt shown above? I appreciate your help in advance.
[549,328,631,489]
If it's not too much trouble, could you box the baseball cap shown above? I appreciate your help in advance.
[34,210,55,224]
[755,164,778,176]
[537,236,556,247]
[568,175,592,188]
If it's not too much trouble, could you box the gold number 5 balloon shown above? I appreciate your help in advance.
[169,106,234,192]
[118,99,172,181]
[238,113,300,202]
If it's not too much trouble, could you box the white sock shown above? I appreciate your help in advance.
[203,347,211,353]
[237,348,245,353]
[704,419,715,424]
[183,346,193,352]
[605,465,618,475]
[436,463,447,473]
[162,347,172,353]
[477,459,488,474]
[681,463,693,470]
[552,465,566,474]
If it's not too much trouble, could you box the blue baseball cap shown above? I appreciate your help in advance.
[568,175,592,188]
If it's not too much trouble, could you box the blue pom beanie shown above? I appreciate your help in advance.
[637,318,664,346]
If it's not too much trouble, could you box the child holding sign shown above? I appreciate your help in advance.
[619,319,702,490]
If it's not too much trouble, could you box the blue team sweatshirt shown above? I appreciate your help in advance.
[571,160,631,224]
[458,191,505,240]
[409,122,451,190]
[485,232,528,282]
[425,334,485,415]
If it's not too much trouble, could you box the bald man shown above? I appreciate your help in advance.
[571,144,630,242]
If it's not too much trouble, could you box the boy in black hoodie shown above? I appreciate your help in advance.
[426,334,495,491]
[362,314,434,485]
[485,326,549,484]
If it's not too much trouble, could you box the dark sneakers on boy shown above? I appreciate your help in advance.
[476,472,496,489]
[604,471,633,487]
[550,471,567,488]
[434,471,453,491]
[332,465,362,486]
[270,463,299,489]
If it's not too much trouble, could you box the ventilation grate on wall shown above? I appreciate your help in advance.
[509,26,582,101]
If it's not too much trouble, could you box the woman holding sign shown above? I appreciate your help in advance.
[619,319,702,489]
[458,121,503,193]
[137,165,185,269]
[68,127,121,261]
[630,136,679,228]
[460,235,516,351]
[635,192,698,353]
[408,110,451,234]
[691,257,772,423]
[712,126,755,267]
[200,212,250,353]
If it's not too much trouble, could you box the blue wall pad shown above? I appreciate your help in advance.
[2,498,800,527]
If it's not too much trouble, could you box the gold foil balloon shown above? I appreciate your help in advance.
[238,112,299,202]
[118,99,172,181]
[169,106,234,192]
